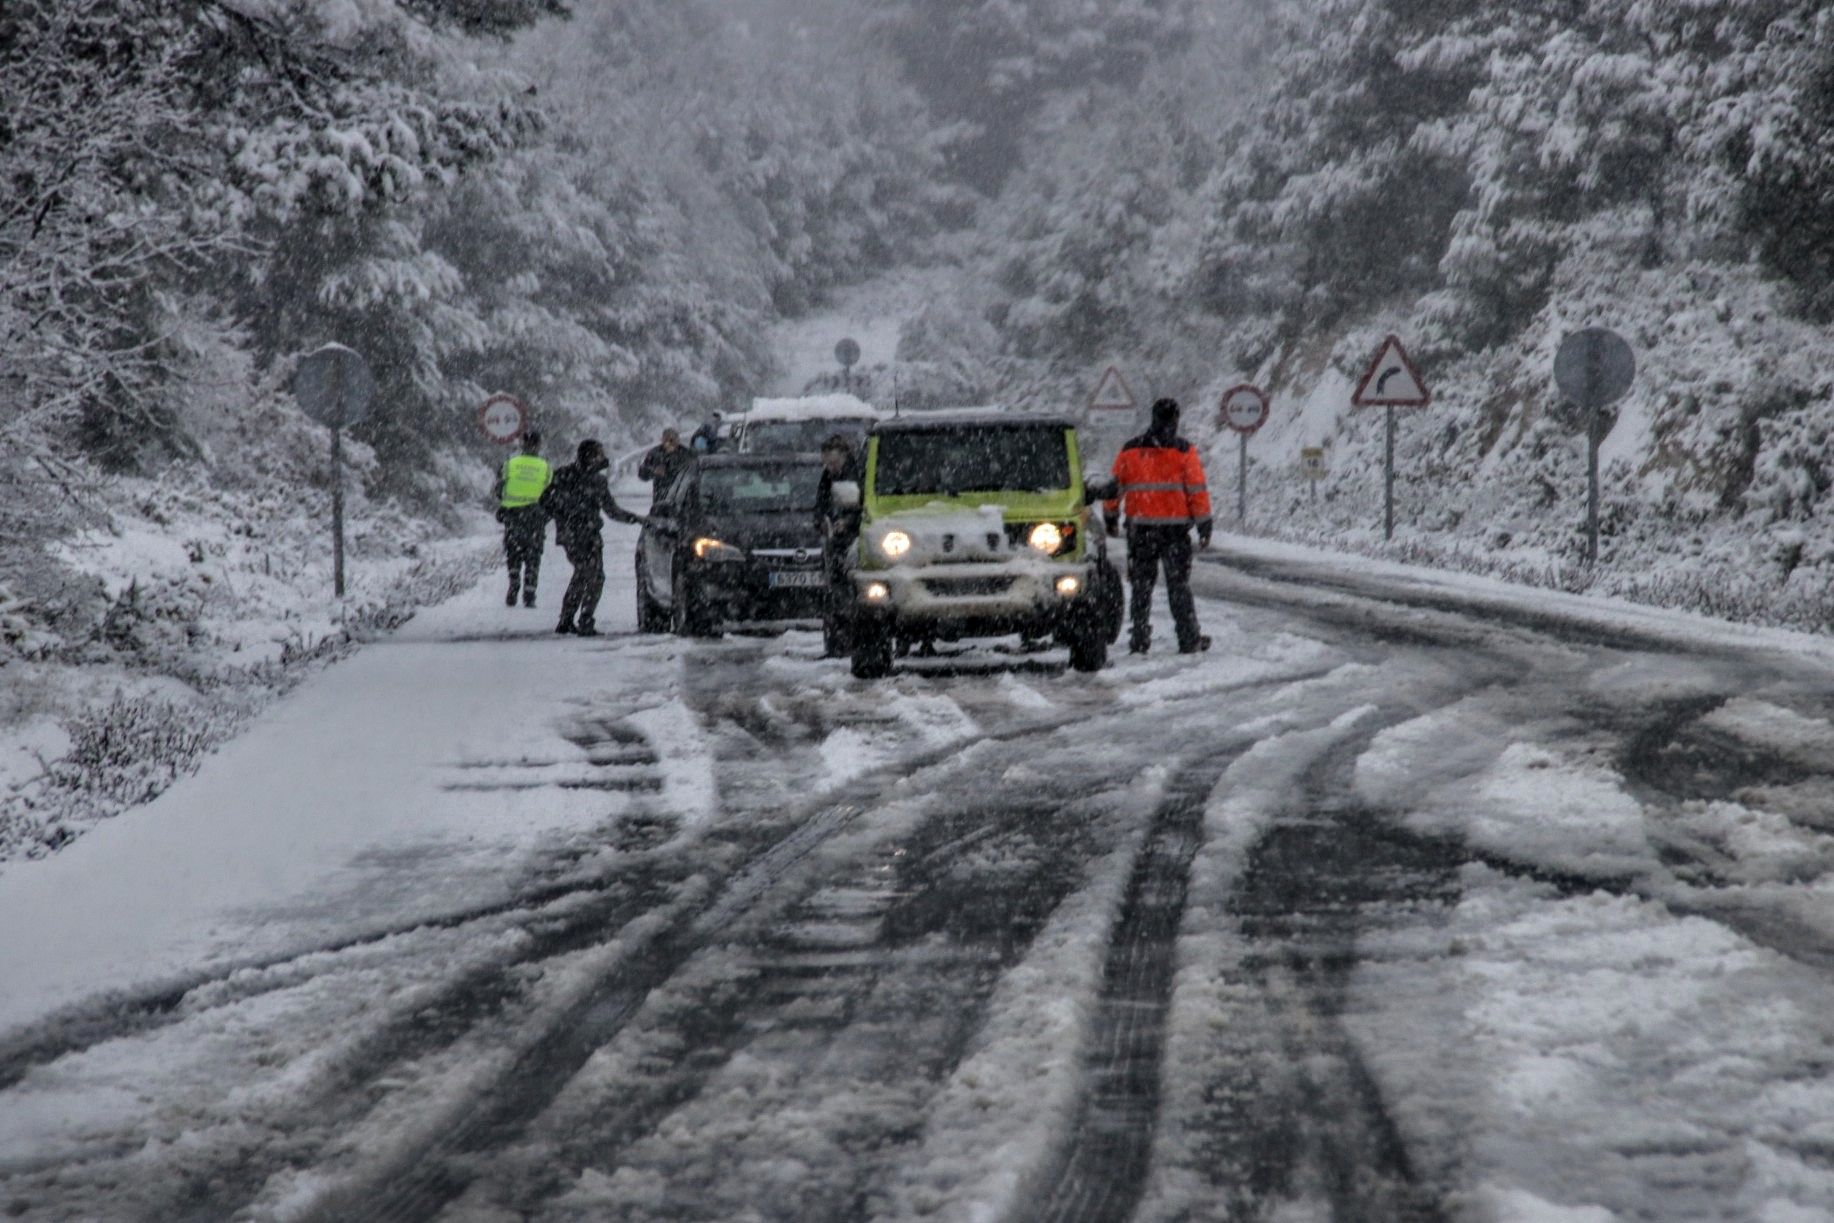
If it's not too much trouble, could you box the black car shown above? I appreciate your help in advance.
[636,454,828,636]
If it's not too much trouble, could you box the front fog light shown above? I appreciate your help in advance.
[1055,575,1082,597]
[864,581,891,603]
[1028,522,1064,554]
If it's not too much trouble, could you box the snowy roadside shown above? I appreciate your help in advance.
[0,470,496,866]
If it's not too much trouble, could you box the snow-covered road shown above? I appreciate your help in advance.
[5,518,1834,1222]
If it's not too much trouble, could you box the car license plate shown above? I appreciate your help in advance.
[768,569,824,588]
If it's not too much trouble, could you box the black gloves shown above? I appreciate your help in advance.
[1197,522,1213,548]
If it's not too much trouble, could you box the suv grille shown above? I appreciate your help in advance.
[922,575,1016,597]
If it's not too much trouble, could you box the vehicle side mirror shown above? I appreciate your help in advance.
[1083,477,1118,504]
[831,480,861,510]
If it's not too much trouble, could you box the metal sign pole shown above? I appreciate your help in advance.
[328,356,347,597]
[330,425,346,597]
[1585,344,1602,565]
[1384,405,1396,541]
[1237,432,1248,525]
[1554,328,1635,570]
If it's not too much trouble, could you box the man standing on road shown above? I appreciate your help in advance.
[540,439,647,637]
[637,427,691,508]
[494,431,551,609]
[813,433,862,657]
[689,411,723,455]
[1104,398,1213,655]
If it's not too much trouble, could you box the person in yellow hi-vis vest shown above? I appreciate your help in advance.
[494,431,552,608]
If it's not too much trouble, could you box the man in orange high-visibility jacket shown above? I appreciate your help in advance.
[1104,398,1213,655]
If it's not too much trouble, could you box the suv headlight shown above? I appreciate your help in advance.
[692,537,744,561]
[879,529,913,560]
[1026,521,1076,556]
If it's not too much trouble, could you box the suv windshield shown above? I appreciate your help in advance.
[743,418,873,454]
[697,464,821,514]
[873,424,1070,496]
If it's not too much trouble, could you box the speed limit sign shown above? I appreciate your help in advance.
[1219,384,1270,435]
[477,393,527,445]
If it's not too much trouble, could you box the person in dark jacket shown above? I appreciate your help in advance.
[689,412,723,455]
[540,439,647,637]
[1103,398,1213,655]
[813,434,863,657]
[637,427,690,508]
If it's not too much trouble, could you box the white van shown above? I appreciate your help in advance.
[734,394,883,455]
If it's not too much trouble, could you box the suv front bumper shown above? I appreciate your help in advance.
[852,559,1096,636]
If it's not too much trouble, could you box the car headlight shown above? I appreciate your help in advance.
[692,537,743,561]
[879,530,912,560]
[1027,522,1064,554]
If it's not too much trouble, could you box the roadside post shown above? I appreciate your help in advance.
[1218,383,1270,526]
[293,343,377,598]
[1300,446,1326,505]
[477,392,528,447]
[1554,328,1635,565]
[1350,335,1431,541]
[835,337,861,393]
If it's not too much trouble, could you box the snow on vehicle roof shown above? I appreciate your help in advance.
[744,394,881,422]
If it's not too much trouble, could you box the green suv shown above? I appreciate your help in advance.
[837,411,1123,678]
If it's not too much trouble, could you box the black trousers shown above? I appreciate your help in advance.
[502,507,545,604]
[558,534,605,631]
[1126,525,1199,650]
[821,530,856,653]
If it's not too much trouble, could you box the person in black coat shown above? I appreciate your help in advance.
[637,427,691,508]
[814,434,863,656]
[689,412,723,454]
[540,439,647,636]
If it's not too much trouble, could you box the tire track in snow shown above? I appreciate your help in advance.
[1016,752,1246,1223]
[272,697,1150,1223]
[1185,717,1462,1222]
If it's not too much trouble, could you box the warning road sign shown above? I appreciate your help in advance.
[1090,365,1136,412]
[1352,335,1431,408]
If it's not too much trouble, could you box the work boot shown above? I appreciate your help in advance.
[506,588,518,607]
[1128,629,1150,655]
[555,622,574,635]
[523,592,536,608]
[575,625,600,638]
[1178,635,1211,655]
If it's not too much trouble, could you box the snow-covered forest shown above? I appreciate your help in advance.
[9,0,1834,851]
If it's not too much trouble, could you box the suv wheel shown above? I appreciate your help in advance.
[636,558,667,633]
[671,566,718,638]
[1097,559,1124,644]
[850,617,893,679]
[1065,608,1109,672]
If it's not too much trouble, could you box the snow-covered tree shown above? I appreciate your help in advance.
[871,0,1196,190]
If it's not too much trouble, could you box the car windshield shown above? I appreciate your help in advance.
[873,425,1071,496]
[744,418,872,454]
[697,464,821,514]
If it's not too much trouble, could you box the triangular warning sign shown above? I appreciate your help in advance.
[1351,335,1431,408]
[1090,365,1136,412]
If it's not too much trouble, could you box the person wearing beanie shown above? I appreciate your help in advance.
[1102,397,1213,655]
[539,438,647,636]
